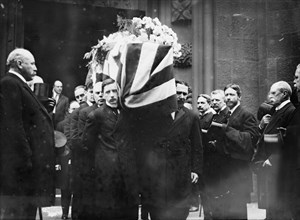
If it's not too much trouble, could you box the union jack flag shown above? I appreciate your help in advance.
[89,42,177,115]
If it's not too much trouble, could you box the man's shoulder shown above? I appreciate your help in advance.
[183,107,199,118]
[1,73,21,85]
[60,94,69,102]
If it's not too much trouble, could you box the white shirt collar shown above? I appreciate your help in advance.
[275,99,290,111]
[87,100,93,106]
[9,70,27,83]
[52,90,59,99]
[229,101,240,114]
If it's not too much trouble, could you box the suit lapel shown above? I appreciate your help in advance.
[264,103,292,134]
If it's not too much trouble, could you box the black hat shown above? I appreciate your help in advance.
[33,83,50,99]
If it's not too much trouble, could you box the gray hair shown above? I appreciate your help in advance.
[6,48,33,67]
[272,81,292,97]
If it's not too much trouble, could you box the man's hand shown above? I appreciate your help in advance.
[40,98,56,113]
[259,114,271,129]
[191,172,199,183]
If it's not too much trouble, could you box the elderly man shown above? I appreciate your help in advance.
[253,81,295,220]
[52,80,69,128]
[0,48,56,220]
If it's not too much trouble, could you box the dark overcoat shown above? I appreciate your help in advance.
[216,105,260,218]
[53,94,69,128]
[82,104,139,211]
[285,106,300,218]
[135,107,203,209]
[56,116,72,190]
[0,73,55,207]
[253,102,295,218]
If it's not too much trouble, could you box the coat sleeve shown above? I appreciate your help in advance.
[224,110,260,161]
[0,80,32,167]
[189,113,203,176]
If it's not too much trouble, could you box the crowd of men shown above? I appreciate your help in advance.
[0,48,300,220]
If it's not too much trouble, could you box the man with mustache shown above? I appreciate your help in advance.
[0,48,56,220]
[253,81,295,220]
[82,78,138,220]
[209,83,259,220]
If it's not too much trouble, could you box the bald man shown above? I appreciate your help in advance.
[0,48,56,219]
[52,80,69,128]
[253,81,295,220]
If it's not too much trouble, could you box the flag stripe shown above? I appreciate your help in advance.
[124,78,176,108]
[131,65,174,95]
[130,43,159,94]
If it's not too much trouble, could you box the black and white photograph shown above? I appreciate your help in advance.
[1,0,300,219]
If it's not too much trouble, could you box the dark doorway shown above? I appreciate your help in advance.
[23,0,144,99]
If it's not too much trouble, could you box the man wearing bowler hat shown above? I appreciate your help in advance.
[0,48,56,220]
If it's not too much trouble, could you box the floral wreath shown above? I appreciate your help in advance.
[84,16,182,75]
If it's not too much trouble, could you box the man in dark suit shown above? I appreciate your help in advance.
[285,65,300,219]
[68,83,94,220]
[56,101,80,220]
[83,79,138,220]
[253,81,295,220]
[140,80,203,220]
[0,48,56,220]
[77,81,103,139]
[197,94,215,130]
[209,83,259,220]
[201,89,232,220]
[52,80,69,128]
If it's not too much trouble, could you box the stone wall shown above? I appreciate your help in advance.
[215,0,300,114]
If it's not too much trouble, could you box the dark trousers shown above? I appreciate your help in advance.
[0,196,37,220]
[202,192,248,220]
[93,206,138,220]
[61,189,72,217]
[148,206,189,220]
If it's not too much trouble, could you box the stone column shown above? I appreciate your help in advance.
[192,0,214,107]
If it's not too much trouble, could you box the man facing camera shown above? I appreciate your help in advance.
[82,78,138,220]
[52,80,69,128]
[210,83,260,220]
[0,48,56,220]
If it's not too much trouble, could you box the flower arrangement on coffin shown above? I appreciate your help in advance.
[84,16,181,114]
[84,16,182,67]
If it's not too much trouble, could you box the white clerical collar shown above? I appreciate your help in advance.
[275,99,290,111]
[229,101,240,114]
[9,70,27,83]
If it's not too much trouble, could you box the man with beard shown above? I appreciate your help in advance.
[252,81,295,220]
[208,83,259,220]
[82,78,138,220]
[142,80,203,220]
